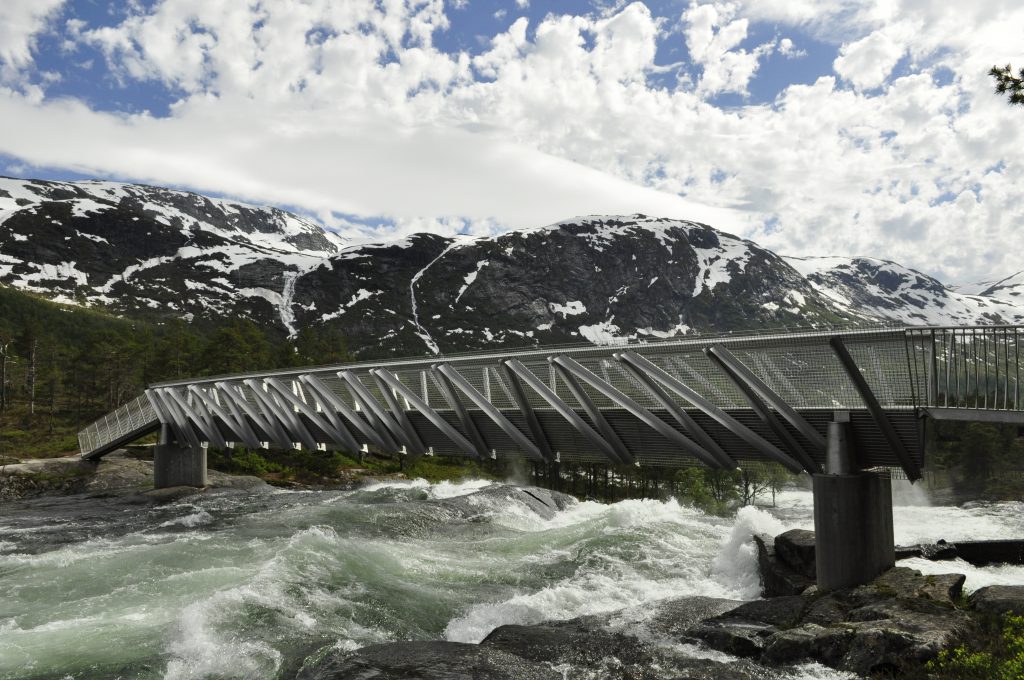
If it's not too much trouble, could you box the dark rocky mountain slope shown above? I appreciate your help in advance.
[2,177,1021,358]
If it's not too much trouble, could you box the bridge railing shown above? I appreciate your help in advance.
[77,395,157,458]
[908,326,1023,412]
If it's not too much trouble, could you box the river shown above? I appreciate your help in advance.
[2,478,1023,679]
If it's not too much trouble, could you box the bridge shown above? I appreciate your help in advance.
[79,324,1024,589]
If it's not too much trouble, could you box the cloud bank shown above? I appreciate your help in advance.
[0,0,1022,283]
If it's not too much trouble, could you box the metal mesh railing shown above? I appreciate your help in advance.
[77,395,157,457]
[907,326,1023,411]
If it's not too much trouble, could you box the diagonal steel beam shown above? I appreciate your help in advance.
[369,371,428,457]
[830,336,923,481]
[435,363,545,461]
[613,354,735,468]
[372,368,481,458]
[215,380,292,448]
[147,387,203,452]
[616,351,804,473]
[549,358,634,465]
[265,377,361,453]
[430,366,491,459]
[705,348,821,473]
[503,358,622,464]
[159,386,227,449]
[708,345,827,453]
[192,385,261,449]
[299,374,390,451]
[338,370,408,453]
[244,378,319,451]
[552,355,723,468]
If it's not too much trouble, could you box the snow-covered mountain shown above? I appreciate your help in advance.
[2,177,1022,357]
[0,177,344,332]
[786,256,1024,327]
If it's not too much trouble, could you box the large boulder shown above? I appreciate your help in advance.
[685,566,977,676]
[754,534,813,597]
[295,641,560,680]
[774,529,817,578]
[969,585,1024,616]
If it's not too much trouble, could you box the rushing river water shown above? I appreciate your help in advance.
[2,478,1024,680]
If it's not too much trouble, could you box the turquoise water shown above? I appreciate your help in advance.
[1,478,1022,679]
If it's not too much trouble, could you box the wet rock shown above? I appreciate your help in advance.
[483,616,653,668]
[699,562,977,676]
[952,540,1024,566]
[761,623,853,667]
[774,529,817,578]
[440,484,575,521]
[969,585,1024,616]
[864,566,965,605]
[128,485,205,505]
[920,540,959,561]
[644,596,744,638]
[685,619,774,657]
[802,594,848,626]
[296,641,559,680]
[727,596,807,627]
[754,534,813,597]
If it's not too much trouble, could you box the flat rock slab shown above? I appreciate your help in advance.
[969,585,1024,616]
[296,641,560,680]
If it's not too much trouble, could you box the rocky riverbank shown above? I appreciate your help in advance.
[0,449,266,503]
[296,525,1024,679]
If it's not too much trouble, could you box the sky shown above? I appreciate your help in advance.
[0,0,1021,284]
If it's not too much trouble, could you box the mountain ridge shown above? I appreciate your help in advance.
[1,176,1021,357]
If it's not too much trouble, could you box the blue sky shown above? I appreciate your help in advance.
[0,0,1022,283]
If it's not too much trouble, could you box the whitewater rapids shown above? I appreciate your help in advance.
[1,478,1023,679]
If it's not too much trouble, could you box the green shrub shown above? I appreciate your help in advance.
[928,613,1024,679]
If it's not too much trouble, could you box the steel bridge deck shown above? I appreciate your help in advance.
[78,325,1024,480]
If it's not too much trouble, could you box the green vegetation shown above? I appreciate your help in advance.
[927,613,1024,679]
[931,421,1024,500]
[672,464,791,515]
[0,284,350,459]
[991,64,1024,106]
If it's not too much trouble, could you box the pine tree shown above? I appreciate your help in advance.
[990,64,1024,106]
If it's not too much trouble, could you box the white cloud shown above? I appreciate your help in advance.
[833,27,907,90]
[681,2,774,96]
[0,0,66,81]
[1,0,1024,286]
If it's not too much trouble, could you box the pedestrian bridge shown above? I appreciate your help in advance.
[79,325,1024,482]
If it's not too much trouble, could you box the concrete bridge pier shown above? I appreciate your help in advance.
[153,423,208,488]
[812,416,895,591]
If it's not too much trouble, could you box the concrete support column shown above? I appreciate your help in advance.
[153,423,208,488]
[812,419,895,591]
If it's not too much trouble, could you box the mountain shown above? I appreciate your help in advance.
[785,256,1024,327]
[2,177,1022,358]
[0,177,344,333]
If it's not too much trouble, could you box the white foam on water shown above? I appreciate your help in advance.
[444,498,740,643]
[891,479,931,507]
[711,505,791,600]
[159,510,214,528]
[788,663,859,679]
[899,556,1024,592]
[426,478,496,499]
[356,477,496,500]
